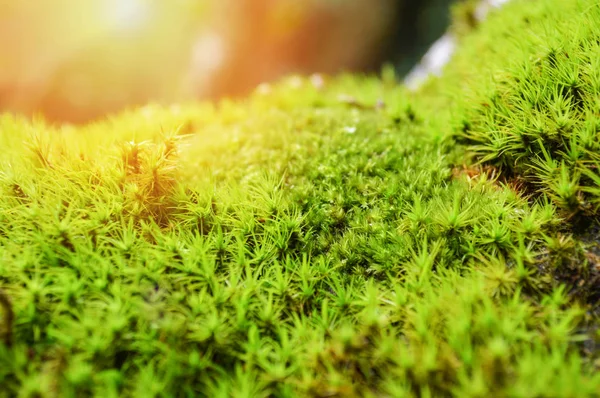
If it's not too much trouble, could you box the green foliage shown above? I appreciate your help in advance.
[1,0,600,396]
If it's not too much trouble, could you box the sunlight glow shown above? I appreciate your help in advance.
[109,0,151,32]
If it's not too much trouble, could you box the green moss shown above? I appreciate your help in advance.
[1,0,600,396]
[444,0,600,218]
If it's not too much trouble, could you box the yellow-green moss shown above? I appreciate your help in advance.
[1,1,600,396]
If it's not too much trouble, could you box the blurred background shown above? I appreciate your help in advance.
[0,0,457,123]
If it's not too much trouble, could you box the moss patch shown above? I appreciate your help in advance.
[1,0,600,396]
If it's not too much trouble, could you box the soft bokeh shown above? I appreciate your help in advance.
[0,0,210,122]
[0,0,450,123]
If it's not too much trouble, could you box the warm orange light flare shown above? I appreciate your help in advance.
[0,0,397,123]
[0,0,211,122]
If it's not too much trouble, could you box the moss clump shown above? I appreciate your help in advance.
[1,0,600,396]
[444,0,600,217]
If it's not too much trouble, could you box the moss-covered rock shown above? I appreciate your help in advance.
[1,0,600,396]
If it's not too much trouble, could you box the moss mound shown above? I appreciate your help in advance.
[450,0,600,217]
[1,0,600,396]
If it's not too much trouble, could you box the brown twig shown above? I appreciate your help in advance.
[0,288,14,347]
